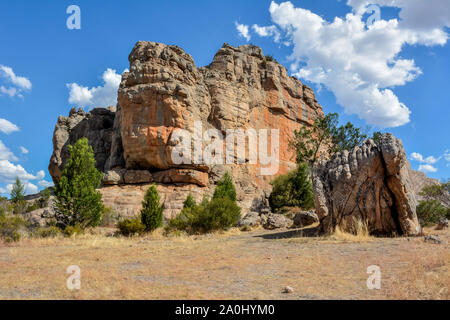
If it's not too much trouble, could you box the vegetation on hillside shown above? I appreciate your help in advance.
[166,172,241,235]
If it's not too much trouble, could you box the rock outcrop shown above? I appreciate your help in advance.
[49,107,117,182]
[312,134,421,236]
[49,42,323,219]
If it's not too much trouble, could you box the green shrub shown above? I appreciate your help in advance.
[166,198,241,234]
[417,200,449,227]
[26,202,40,213]
[269,163,314,212]
[118,218,145,237]
[37,226,61,238]
[213,172,237,201]
[54,138,104,229]
[183,193,197,210]
[140,184,163,232]
[0,214,29,243]
[38,188,51,208]
[63,225,83,237]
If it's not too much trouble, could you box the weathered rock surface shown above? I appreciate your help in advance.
[263,213,292,230]
[237,211,261,228]
[312,134,421,236]
[49,42,323,219]
[293,211,319,227]
[49,107,117,182]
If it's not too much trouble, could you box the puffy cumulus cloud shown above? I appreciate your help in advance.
[252,24,281,42]
[259,1,449,127]
[20,146,29,154]
[418,164,438,173]
[235,22,251,41]
[36,170,45,180]
[347,0,450,39]
[67,68,123,108]
[0,65,32,98]
[410,152,441,164]
[38,180,54,188]
[0,140,18,162]
[0,118,19,134]
[0,160,36,183]
[5,181,38,195]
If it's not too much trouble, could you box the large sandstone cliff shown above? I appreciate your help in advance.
[49,42,323,219]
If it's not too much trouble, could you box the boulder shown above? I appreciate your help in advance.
[237,212,261,228]
[293,211,319,227]
[312,134,421,236]
[263,213,292,230]
[103,169,125,185]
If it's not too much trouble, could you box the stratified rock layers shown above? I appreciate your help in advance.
[312,134,421,236]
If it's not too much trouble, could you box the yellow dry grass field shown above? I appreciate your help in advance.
[0,226,448,300]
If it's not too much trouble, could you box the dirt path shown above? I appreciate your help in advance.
[0,227,448,299]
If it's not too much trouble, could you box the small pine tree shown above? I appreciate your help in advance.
[140,184,163,232]
[10,177,25,204]
[183,193,197,210]
[269,163,314,211]
[54,138,104,228]
[213,172,237,202]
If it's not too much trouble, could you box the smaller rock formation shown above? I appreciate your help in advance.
[49,107,118,182]
[312,134,421,236]
[293,211,319,227]
[263,213,292,230]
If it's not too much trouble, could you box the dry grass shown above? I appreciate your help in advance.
[0,226,448,300]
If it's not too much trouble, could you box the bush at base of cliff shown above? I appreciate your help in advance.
[140,184,164,232]
[36,226,61,238]
[54,138,104,230]
[417,200,450,227]
[118,218,145,237]
[166,196,241,235]
[269,163,315,212]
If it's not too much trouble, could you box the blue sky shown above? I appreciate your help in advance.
[0,0,449,195]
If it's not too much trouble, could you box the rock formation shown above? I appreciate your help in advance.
[49,42,323,219]
[312,134,421,236]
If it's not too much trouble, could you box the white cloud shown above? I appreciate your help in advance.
[0,160,36,183]
[38,180,54,188]
[5,181,38,195]
[445,150,450,161]
[258,1,449,127]
[0,65,32,90]
[0,118,20,134]
[252,24,281,42]
[0,65,31,99]
[67,68,123,108]
[36,170,45,180]
[0,187,6,194]
[235,22,251,41]
[20,146,29,154]
[418,164,438,173]
[410,152,441,164]
[0,140,18,162]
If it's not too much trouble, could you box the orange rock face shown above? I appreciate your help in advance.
[114,42,323,213]
[50,42,324,218]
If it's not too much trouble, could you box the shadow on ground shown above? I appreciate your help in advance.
[254,227,320,240]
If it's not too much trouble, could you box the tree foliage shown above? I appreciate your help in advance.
[54,138,103,229]
[213,172,237,202]
[292,113,369,166]
[140,184,163,232]
[269,163,315,212]
[10,177,25,204]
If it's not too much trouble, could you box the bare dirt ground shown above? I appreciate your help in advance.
[0,226,448,300]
